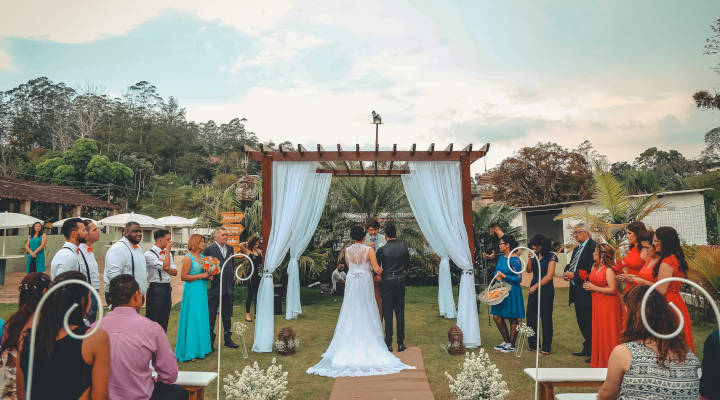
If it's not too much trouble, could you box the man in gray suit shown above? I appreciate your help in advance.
[204,227,239,350]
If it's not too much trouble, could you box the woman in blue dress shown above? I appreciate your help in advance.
[491,234,525,353]
[25,222,46,273]
[175,234,213,362]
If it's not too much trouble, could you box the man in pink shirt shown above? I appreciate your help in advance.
[98,274,187,400]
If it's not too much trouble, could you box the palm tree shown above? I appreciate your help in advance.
[473,204,524,281]
[555,164,667,247]
[335,176,410,221]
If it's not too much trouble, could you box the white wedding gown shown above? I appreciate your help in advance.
[306,243,415,377]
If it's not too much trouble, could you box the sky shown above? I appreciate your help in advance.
[1,0,719,174]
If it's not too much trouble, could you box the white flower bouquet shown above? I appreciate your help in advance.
[231,321,249,359]
[515,322,535,357]
[275,338,300,354]
[223,358,289,400]
[445,350,509,400]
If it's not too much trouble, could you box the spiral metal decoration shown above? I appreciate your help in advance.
[506,246,542,400]
[641,277,720,341]
[216,252,255,399]
[26,279,104,400]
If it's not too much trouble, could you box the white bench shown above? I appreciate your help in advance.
[175,371,217,400]
[524,368,606,400]
[555,394,597,400]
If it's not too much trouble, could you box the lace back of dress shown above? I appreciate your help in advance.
[346,244,370,271]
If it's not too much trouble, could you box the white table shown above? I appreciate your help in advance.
[0,255,25,286]
[524,368,606,400]
[175,371,217,400]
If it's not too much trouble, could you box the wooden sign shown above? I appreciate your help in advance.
[227,236,241,246]
[224,224,245,236]
[221,211,245,224]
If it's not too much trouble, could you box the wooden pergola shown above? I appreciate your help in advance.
[244,142,490,263]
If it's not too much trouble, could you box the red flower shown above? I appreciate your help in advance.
[578,270,589,281]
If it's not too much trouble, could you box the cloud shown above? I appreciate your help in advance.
[232,31,325,69]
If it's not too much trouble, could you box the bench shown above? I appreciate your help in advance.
[555,394,597,400]
[524,368,606,400]
[175,371,217,400]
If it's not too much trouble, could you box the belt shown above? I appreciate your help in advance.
[382,272,405,279]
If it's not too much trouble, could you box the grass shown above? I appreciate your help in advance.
[0,286,715,399]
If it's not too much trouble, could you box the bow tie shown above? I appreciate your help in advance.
[75,248,80,254]
[132,244,139,250]
[86,247,94,253]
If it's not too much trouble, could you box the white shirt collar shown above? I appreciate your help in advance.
[63,241,78,251]
[121,237,140,249]
[152,245,162,252]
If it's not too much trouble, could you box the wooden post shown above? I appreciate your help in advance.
[459,155,474,263]
[261,155,273,256]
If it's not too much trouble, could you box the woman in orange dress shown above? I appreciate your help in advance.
[629,230,660,288]
[583,243,623,368]
[616,221,647,294]
[631,227,694,353]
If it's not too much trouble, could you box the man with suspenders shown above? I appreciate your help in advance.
[79,219,102,322]
[104,222,148,305]
[50,218,88,278]
[144,229,177,331]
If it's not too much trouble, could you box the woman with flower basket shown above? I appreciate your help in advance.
[583,243,623,367]
[490,234,525,353]
[175,234,216,362]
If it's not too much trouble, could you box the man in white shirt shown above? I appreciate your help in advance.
[104,222,148,304]
[50,218,88,278]
[364,219,386,250]
[79,219,102,322]
[331,263,346,294]
[144,229,177,331]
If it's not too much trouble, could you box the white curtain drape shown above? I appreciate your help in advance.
[253,162,319,352]
[285,173,332,320]
[402,173,457,319]
[401,161,480,347]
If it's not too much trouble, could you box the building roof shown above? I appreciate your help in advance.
[519,188,710,212]
[0,178,118,209]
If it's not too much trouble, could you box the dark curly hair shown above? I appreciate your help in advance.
[653,227,688,278]
[595,243,615,268]
[350,225,366,241]
[625,221,647,250]
[0,272,50,353]
[623,286,689,366]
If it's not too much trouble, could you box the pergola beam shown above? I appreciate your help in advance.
[246,148,487,162]
[316,169,409,177]
[444,143,453,155]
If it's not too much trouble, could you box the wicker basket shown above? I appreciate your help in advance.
[479,279,511,306]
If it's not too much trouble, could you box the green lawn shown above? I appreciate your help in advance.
[0,286,714,400]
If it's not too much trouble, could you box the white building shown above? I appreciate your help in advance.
[515,188,709,246]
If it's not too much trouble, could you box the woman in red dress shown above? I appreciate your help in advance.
[583,243,623,368]
[616,221,647,294]
[628,230,661,288]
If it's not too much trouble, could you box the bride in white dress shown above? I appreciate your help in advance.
[307,227,415,377]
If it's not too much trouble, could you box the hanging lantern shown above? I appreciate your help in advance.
[236,174,257,201]
[447,325,465,355]
[276,327,299,355]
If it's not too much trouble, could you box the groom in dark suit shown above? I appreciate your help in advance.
[376,223,409,352]
[204,227,239,350]
[562,222,596,360]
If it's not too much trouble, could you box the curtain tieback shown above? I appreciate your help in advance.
[462,269,474,275]
[262,270,273,278]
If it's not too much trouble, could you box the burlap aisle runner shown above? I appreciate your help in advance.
[329,347,434,400]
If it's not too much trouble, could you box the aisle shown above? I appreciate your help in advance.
[329,346,434,400]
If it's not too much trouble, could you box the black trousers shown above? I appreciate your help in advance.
[150,382,188,400]
[209,294,233,339]
[246,278,260,313]
[146,283,172,331]
[571,284,593,353]
[381,276,405,345]
[526,285,554,352]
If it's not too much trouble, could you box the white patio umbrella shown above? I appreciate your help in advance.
[98,212,165,229]
[157,216,197,227]
[52,217,99,227]
[0,212,41,257]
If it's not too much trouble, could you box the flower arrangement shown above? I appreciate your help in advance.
[515,322,535,357]
[275,327,299,355]
[445,350,509,400]
[232,321,249,359]
[223,358,289,400]
[202,256,221,276]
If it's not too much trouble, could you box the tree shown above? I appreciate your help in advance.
[556,164,666,248]
[693,19,720,111]
[492,142,593,206]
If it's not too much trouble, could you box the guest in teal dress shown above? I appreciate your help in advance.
[25,222,47,273]
[491,234,525,353]
[175,234,213,362]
